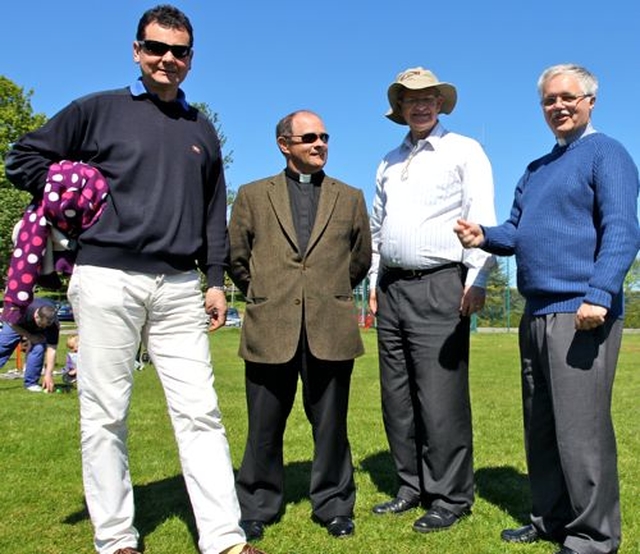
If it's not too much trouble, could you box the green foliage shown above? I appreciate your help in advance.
[0,75,47,187]
[191,101,234,171]
[0,330,638,553]
[0,75,47,287]
[476,259,525,329]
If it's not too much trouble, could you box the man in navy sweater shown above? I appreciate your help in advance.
[455,64,639,554]
[5,5,264,554]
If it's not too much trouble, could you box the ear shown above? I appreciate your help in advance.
[277,136,290,156]
[133,41,142,63]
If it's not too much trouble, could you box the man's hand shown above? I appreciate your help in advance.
[460,285,486,317]
[42,371,55,393]
[205,287,227,332]
[454,219,485,248]
[368,289,378,316]
[575,302,607,330]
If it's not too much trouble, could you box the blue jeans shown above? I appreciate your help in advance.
[0,323,44,387]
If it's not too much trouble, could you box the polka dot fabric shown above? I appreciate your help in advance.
[2,161,109,324]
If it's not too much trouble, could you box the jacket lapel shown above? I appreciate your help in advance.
[306,176,338,256]
[266,172,299,252]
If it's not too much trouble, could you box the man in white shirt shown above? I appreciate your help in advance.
[369,67,496,533]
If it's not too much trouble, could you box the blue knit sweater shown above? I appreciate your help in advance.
[482,132,640,317]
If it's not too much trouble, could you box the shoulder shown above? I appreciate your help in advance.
[71,87,131,107]
[439,129,484,153]
[323,175,363,196]
[237,173,282,195]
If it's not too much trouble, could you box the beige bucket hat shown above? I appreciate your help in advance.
[386,67,457,124]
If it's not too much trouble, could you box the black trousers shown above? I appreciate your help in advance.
[375,264,474,514]
[235,332,355,523]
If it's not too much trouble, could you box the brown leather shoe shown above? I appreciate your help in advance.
[114,549,141,554]
[240,544,268,554]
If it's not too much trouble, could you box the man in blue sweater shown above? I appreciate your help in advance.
[455,64,639,554]
[5,5,265,554]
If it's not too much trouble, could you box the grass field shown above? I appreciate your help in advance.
[0,329,638,554]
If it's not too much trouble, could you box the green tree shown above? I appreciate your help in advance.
[476,258,524,329]
[624,257,640,328]
[192,101,236,208]
[0,76,47,287]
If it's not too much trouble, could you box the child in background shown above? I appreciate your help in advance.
[62,334,78,385]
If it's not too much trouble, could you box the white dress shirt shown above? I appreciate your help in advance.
[370,122,496,288]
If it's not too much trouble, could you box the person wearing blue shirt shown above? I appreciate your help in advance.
[455,63,640,554]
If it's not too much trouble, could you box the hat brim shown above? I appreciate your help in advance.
[385,82,457,125]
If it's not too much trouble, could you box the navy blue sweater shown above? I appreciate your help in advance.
[5,85,229,287]
[482,133,640,317]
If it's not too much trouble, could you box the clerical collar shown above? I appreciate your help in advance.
[285,168,325,184]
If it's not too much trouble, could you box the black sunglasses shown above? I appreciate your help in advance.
[284,133,330,144]
[138,40,191,59]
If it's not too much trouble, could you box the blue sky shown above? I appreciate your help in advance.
[4,1,639,230]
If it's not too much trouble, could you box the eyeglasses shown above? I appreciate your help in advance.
[541,94,592,107]
[400,95,439,107]
[138,40,192,59]
[284,133,330,144]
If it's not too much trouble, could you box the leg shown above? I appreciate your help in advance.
[548,314,622,554]
[146,272,245,554]
[375,277,421,502]
[68,265,146,554]
[520,314,571,540]
[405,267,474,515]
[0,323,22,372]
[235,358,298,523]
[23,340,46,388]
[300,343,355,522]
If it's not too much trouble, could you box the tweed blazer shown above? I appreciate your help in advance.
[228,171,372,364]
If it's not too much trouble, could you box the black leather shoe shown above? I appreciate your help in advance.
[240,520,265,542]
[501,524,540,543]
[372,496,420,515]
[325,516,355,538]
[412,506,469,533]
[555,548,578,554]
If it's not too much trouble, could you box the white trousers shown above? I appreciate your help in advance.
[68,265,244,554]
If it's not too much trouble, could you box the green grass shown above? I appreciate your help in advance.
[0,329,638,554]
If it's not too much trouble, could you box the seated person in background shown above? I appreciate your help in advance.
[62,333,79,385]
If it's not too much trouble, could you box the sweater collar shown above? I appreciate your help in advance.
[556,122,597,147]
[129,78,190,112]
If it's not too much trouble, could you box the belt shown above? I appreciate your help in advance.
[383,262,462,280]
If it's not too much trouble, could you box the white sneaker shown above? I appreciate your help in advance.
[25,384,43,392]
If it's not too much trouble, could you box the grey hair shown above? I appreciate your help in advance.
[537,64,598,98]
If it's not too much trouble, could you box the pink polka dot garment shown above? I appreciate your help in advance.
[2,161,109,324]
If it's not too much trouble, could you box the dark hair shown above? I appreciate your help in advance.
[36,305,57,327]
[136,4,194,46]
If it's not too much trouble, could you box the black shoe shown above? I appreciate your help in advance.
[555,549,578,554]
[412,506,469,533]
[324,516,355,538]
[372,496,420,515]
[501,524,540,544]
[240,520,265,542]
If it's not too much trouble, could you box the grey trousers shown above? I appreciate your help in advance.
[519,312,622,554]
[376,264,473,514]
